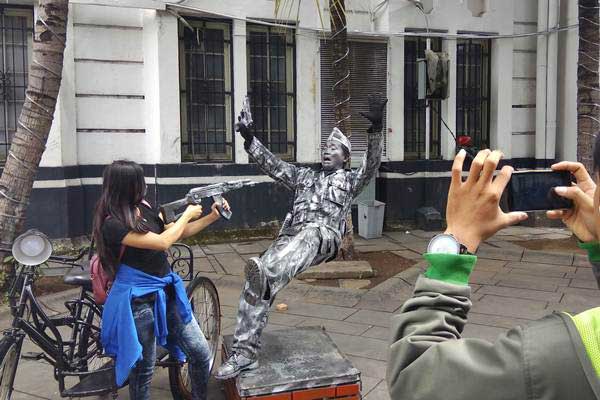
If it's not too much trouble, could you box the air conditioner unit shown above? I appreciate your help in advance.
[417,49,450,100]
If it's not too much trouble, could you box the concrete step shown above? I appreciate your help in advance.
[298,261,374,280]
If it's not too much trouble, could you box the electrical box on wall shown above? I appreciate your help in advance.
[417,49,450,100]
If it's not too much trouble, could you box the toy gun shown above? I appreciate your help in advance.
[159,179,257,224]
[240,95,253,127]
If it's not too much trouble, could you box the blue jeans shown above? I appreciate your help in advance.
[129,298,211,400]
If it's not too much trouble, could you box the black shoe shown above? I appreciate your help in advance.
[244,257,267,306]
[214,352,259,380]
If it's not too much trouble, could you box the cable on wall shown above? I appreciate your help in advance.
[164,3,578,41]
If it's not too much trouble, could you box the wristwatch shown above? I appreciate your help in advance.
[427,233,471,255]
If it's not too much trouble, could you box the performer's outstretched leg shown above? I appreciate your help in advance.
[215,228,336,380]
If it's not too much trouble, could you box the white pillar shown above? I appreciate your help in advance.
[143,10,180,164]
[386,35,404,161]
[557,0,578,161]
[490,38,513,156]
[441,36,456,160]
[232,19,248,164]
[535,0,559,161]
[296,30,321,163]
[545,0,559,161]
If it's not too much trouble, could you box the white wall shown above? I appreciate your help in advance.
[388,0,515,160]
[41,3,182,166]
[68,4,151,165]
[36,0,577,169]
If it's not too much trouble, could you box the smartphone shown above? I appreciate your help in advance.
[507,170,574,212]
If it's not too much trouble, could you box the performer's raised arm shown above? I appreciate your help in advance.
[236,110,299,191]
[352,93,387,196]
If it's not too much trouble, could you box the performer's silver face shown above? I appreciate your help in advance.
[322,141,347,171]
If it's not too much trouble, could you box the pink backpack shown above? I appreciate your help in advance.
[91,201,151,304]
[90,243,125,305]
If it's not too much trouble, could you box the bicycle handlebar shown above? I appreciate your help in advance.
[0,246,88,265]
[48,248,87,264]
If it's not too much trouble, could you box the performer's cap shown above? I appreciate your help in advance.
[327,127,351,155]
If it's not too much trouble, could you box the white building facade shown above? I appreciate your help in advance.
[0,0,580,238]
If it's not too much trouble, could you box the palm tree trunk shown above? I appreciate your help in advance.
[0,0,68,264]
[576,0,600,171]
[329,0,355,259]
[330,0,351,135]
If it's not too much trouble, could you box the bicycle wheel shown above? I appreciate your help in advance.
[0,335,22,400]
[169,276,221,400]
[76,301,108,373]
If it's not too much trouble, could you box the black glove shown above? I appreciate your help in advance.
[235,112,254,142]
[359,93,388,133]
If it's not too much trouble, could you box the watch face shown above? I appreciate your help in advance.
[428,234,460,255]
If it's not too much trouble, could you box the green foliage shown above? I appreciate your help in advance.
[0,257,13,301]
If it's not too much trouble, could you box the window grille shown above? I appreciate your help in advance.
[404,36,442,160]
[247,25,296,160]
[179,20,233,162]
[0,7,33,164]
[456,38,491,149]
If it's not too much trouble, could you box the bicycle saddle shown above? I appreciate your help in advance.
[63,262,92,291]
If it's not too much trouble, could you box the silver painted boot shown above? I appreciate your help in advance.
[214,352,258,380]
[243,257,268,306]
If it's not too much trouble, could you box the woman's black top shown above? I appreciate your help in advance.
[101,202,170,277]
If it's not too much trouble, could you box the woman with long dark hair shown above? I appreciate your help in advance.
[93,160,228,400]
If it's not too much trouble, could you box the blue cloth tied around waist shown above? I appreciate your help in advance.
[100,264,192,386]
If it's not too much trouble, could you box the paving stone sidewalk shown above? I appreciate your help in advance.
[7,226,596,400]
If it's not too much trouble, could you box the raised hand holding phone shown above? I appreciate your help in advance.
[445,149,528,253]
[546,161,597,243]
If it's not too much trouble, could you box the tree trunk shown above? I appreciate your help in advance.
[576,0,600,171]
[330,0,351,135]
[0,0,68,282]
[329,0,355,260]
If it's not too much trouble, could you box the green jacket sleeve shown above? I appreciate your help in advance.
[387,275,528,400]
[578,241,600,289]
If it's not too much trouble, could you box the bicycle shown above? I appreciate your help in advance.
[0,232,221,399]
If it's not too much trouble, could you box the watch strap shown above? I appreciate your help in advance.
[459,242,471,255]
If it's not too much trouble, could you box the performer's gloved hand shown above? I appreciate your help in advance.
[235,111,254,143]
[359,93,388,133]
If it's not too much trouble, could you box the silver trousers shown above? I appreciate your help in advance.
[232,226,338,358]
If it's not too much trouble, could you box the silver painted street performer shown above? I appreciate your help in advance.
[215,94,387,380]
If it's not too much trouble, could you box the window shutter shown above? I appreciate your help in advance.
[320,40,388,158]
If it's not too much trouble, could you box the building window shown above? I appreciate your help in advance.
[320,40,388,158]
[179,20,233,162]
[404,36,442,160]
[456,38,491,149]
[247,25,295,160]
[0,7,33,164]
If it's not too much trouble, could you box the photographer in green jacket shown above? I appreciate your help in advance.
[387,143,600,400]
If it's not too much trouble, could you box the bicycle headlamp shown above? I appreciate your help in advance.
[12,229,52,266]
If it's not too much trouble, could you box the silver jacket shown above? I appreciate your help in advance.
[246,132,384,238]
